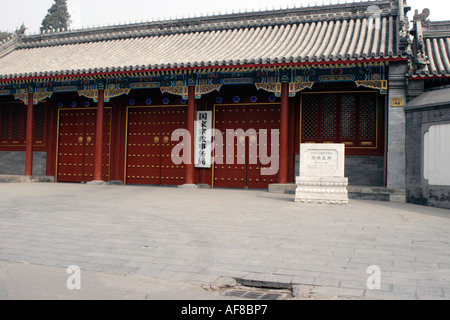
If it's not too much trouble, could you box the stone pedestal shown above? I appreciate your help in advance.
[295,144,349,204]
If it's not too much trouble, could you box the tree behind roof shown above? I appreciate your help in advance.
[41,0,71,32]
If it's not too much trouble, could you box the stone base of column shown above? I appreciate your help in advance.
[268,183,297,194]
[178,184,198,189]
[86,180,106,185]
[295,176,349,205]
[106,180,124,186]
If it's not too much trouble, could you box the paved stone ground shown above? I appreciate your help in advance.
[0,183,450,300]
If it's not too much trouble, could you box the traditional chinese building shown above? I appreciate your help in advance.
[0,0,412,194]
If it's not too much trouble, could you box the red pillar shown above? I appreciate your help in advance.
[185,86,196,185]
[93,89,105,182]
[25,93,35,176]
[279,82,289,184]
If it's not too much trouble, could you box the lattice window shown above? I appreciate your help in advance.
[12,106,25,139]
[340,95,356,139]
[359,94,376,140]
[34,104,46,140]
[303,95,318,139]
[1,106,9,139]
[321,96,337,139]
[302,92,378,149]
[0,103,46,145]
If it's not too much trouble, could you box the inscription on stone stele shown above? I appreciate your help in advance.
[300,144,345,178]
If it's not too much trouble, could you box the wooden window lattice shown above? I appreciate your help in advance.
[0,104,46,145]
[0,107,9,139]
[359,94,376,140]
[34,105,46,140]
[321,96,337,139]
[302,92,377,148]
[303,95,318,139]
[340,95,356,140]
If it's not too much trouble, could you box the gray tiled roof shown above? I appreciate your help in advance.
[409,15,450,77]
[0,1,405,80]
[423,36,450,76]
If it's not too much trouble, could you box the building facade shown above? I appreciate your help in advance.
[0,1,414,193]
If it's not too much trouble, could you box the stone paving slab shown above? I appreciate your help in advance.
[0,183,450,300]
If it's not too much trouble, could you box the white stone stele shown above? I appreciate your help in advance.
[295,144,349,205]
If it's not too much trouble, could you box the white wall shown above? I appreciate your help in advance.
[424,123,450,186]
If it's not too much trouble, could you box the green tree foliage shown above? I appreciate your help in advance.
[41,0,71,32]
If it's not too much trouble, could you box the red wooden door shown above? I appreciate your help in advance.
[160,107,186,185]
[214,105,247,188]
[57,109,111,183]
[126,106,186,185]
[247,105,280,188]
[127,107,161,184]
[57,110,86,182]
[213,104,280,189]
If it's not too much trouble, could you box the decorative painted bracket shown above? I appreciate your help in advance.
[78,89,98,101]
[355,80,388,94]
[78,88,130,102]
[195,84,222,99]
[255,82,315,97]
[160,85,189,100]
[255,83,282,97]
[161,84,222,99]
[14,92,53,105]
[105,88,130,102]
[289,82,315,97]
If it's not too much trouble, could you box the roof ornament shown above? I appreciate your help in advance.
[15,24,27,37]
[410,8,431,75]
[413,8,430,24]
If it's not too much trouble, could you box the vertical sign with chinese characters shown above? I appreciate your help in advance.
[194,111,212,168]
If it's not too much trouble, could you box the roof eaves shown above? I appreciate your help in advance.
[0,56,406,84]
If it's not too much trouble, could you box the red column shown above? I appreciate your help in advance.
[25,93,35,176]
[93,89,105,182]
[185,86,196,185]
[279,82,289,184]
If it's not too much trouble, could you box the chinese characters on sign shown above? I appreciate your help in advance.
[194,111,212,168]
[305,150,338,172]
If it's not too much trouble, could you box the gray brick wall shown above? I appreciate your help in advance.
[345,156,385,186]
[0,151,47,176]
[405,104,450,209]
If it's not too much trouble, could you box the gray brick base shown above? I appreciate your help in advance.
[0,151,47,176]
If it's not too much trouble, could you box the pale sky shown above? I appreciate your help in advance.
[0,0,447,34]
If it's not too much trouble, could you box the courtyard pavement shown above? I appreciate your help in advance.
[0,182,449,300]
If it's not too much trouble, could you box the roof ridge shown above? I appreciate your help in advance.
[18,2,397,49]
[0,34,21,59]
[26,0,394,38]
